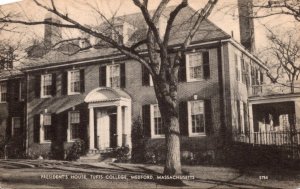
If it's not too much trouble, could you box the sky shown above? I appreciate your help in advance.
[0,0,299,51]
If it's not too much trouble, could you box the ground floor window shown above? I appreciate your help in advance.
[150,104,164,137]
[188,100,205,136]
[69,111,81,141]
[43,114,52,141]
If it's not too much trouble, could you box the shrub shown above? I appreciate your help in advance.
[66,139,86,161]
[114,146,130,163]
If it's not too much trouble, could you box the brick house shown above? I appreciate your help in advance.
[0,2,275,160]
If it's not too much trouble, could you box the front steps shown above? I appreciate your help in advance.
[78,148,116,163]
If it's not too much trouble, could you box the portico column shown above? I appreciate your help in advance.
[89,107,95,150]
[125,104,132,148]
[117,105,123,147]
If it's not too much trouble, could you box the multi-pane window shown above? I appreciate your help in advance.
[43,114,52,141]
[190,101,205,134]
[69,70,80,93]
[41,74,52,97]
[0,82,7,102]
[69,111,80,140]
[188,53,203,80]
[153,105,163,136]
[108,64,120,87]
[12,117,21,136]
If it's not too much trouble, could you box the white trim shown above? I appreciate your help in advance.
[150,104,164,138]
[149,74,153,86]
[188,100,206,137]
[41,74,52,98]
[68,70,81,95]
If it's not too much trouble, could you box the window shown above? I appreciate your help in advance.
[150,104,164,137]
[0,82,7,102]
[188,53,203,80]
[68,70,80,94]
[69,111,80,141]
[186,51,210,81]
[108,64,120,87]
[241,58,247,84]
[42,114,52,141]
[41,74,52,97]
[188,101,205,136]
[12,117,21,136]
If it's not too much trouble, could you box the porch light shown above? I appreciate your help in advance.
[193,94,198,100]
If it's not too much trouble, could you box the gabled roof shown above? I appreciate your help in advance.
[22,6,231,70]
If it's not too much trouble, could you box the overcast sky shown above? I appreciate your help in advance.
[0,0,299,51]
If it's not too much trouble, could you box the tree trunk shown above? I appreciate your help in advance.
[163,114,182,175]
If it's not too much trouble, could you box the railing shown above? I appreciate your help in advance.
[250,84,295,96]
[234,131,300,159]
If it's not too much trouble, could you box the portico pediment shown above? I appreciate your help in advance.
[84,87,131,103]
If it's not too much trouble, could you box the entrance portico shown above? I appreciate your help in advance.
[84,87,132,151]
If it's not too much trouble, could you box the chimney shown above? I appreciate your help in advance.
[44,13,62,49]
[237,0,255,53]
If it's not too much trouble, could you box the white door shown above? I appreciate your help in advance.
[96,110,110,149]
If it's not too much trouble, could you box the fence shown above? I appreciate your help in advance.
[234,131,300,160]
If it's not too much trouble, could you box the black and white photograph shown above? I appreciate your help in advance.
[0,0,299,188]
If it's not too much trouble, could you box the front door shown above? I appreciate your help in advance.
[109,114,117,148]
[96,110,110,149]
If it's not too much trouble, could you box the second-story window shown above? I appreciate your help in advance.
[0,82,7,102]
[41,74,52,97]
[108,64,120,87]
[186,51,210,82]
[69,70,80,94]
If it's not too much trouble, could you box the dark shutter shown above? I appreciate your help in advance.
[61,71,68,95]
[142,65,150,86]
[35,75,41,98]
[33,114,40,143]
[179,101,188,136]
[260,71,264,84]
[14,80,20,101]
[120,63,126,88]
[203,51,210,79]
[62,112,68,142]
[80,69,85,93]
[243,102,248,134]
[51,113,56,141]
[51,73,57,96]
[178,55,186,82]
[237,101,241,133]
[142,105,151,137]
[99,66,107,87]
[204,99,213,135]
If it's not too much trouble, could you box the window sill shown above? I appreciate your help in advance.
[41,95,52,99]
[68,92,81,96]
[0,101,7,104]
[40,141,52,144]
[151,135,165,139]
[188,133,206,137]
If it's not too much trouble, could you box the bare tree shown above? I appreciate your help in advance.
[262,29,300,93]
[252,0,300,21]
[0,0,219,175]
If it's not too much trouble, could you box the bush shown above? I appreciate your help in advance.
[66,139,86,161]
[114,146,130,163]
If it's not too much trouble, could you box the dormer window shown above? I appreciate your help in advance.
[112,25,123,44]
